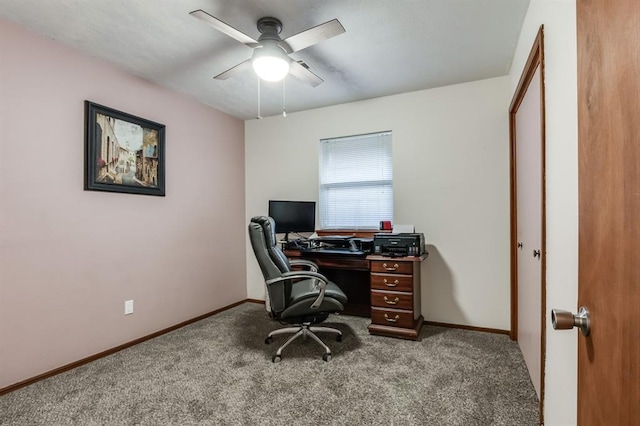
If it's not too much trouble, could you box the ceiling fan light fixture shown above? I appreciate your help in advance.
[252,43,290,82]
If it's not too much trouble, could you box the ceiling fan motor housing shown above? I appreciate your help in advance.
[257,17,283,41]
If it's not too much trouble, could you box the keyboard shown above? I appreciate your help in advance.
[301,247,366,257]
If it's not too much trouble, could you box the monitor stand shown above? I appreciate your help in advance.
[278,232,290,250]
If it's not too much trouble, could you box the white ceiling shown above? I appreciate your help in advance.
[0,0,530,120]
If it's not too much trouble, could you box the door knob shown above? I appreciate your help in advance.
[517,242,523,249]
[533,249,541,259]
[551,306,590,336]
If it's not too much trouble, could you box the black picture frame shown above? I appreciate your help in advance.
[84,101,165,196]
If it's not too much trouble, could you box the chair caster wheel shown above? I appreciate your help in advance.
[336,334,343,342]
[272,355,281,363]
[265,336,273,344]
[322,353,331,362]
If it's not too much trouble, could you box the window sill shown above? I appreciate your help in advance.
[316,229,392,238]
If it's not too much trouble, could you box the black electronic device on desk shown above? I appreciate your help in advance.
[284,239,311,250]
[302,235,367,257]
[373,233,425,257]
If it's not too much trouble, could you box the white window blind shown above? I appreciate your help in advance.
[319,131,393,229]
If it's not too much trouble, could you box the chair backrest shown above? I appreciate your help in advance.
[248,216,292,313]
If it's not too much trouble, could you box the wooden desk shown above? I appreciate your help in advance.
[285,250,428,340]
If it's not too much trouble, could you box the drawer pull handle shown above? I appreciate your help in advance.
[384,314,400,323]
[383,278,399,287]
[383,296,400,305]
[382,263,399,271]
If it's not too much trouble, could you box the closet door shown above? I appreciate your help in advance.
[510,28,545,415]
[515,65,543,398]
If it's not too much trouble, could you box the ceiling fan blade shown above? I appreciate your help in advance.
[190,9,258,46]
[283,19,345,53]
[289,61,324,87]
[214,59,253,80]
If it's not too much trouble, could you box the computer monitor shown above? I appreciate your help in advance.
[268,200,316,241]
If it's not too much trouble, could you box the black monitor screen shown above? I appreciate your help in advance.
[268,200,316,234]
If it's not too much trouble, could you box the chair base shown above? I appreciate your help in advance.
[265,322,343,362]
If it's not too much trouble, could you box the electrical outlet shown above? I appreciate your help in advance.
[124,300,134,315]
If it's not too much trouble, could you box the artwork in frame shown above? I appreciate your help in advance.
[84,101,165,196]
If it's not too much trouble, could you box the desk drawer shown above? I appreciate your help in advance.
[370,273,414,291]
[371,307,415,329]
[370,260,414,274]
[306,256,370,271]
[371,290,413,310]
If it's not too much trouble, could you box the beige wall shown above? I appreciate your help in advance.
[510,1,578,424]
[245,76,512,330]
[0,19,247,389]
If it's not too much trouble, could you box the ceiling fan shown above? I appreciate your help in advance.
[190,9,345,87]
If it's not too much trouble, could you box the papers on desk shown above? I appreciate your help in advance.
[392,224,415,233]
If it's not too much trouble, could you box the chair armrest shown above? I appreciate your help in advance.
[266,271,328,309]
[266,270,327,284]
[289,259,319,272]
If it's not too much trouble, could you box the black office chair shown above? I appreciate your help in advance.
[248,216,348,362]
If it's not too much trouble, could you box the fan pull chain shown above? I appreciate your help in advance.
[282,77,287,117]
[257,77,262,120]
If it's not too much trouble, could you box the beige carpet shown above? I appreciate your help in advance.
[0,302,538,425]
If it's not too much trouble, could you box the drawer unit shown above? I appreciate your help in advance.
[367,254,427,340]
[370,290,413,310]
[370,274,414,292]
[371,307,415,329]
[370,260,414,274]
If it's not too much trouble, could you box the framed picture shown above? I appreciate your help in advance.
[84,101,165,196]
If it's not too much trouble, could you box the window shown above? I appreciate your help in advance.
[319,131,393,229]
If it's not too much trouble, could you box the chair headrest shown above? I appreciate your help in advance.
[250,216,277,248]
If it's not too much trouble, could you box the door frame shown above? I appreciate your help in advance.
[509,26,546,423]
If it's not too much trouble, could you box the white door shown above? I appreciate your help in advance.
[515,65,543,398]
